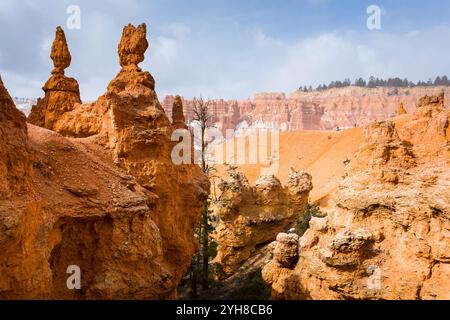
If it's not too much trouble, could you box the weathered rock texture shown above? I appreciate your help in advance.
[0,77,33,199]
[118,23,148,70]
[28,27,81,131]
[397,102,407,115]
[1,23,209,300]
[213,167,312,278]
[262,93,450,300]
[171,95,187,129]
[162,87,450,134]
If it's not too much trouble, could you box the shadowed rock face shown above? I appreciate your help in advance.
[213,167,312,278]
[262,94,450,300]
[0,77,33,199]
[28,26,81,131]
[0,24,209,300]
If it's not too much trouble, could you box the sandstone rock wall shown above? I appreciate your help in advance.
[162,87,450,134]
[0,24,209,299]
[262,94,450,300]
[213,167,312,278]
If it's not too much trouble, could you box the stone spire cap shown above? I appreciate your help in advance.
[51,26,72,75]
[118,23,149,70]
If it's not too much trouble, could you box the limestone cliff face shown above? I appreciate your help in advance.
[262,94,450,300]
[28,27,81,131]
[1,24,209,299]
[213,167,312,278]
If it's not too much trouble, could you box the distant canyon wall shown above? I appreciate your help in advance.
[162,87,450,133]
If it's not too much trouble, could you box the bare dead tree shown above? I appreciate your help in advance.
[191,96,216,292]
[192,97,213,173]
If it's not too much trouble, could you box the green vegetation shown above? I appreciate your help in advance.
[295,203,327,237]
[299,75,450,92]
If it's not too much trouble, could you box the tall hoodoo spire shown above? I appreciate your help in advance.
[50,26,72,75]
[172,95,187,128]
[28,26,81,130]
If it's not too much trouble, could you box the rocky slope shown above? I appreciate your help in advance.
[213,127,364,206]
[262,93,450,300]
[213,167,312,278]
[0,24,209,299]
[162,87,450,134]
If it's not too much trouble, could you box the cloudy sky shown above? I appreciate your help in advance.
[1,0,450,101]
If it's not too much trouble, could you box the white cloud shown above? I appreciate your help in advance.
[151,23,190,67]
[39,37,53,64]
[148,25,450,99]
[250,26,450,94]
[153,37,179,65]
[162,23,191,39]
[0,0,14,16]
[1,70,44,99]
[253,29,282,47]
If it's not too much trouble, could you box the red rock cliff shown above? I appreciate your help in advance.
[162,87,450,133]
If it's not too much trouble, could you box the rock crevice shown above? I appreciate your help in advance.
[213,167,312,278]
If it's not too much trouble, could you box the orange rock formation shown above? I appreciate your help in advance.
[118,23,148,71]
[397,102,407,115]
[262,94,450,300]
[0,24,208,299]
[0,77,33,199]
[28,27,81,131]
[172,95,187,129]
[213,167,312,278]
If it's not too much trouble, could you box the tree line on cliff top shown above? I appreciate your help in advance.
[299,75,450,92]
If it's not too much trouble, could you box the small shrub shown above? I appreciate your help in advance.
[295,203,327,236]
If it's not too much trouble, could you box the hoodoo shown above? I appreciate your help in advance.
[172,95,187,129]
[28,26,81,131]
[0,23,209,299]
